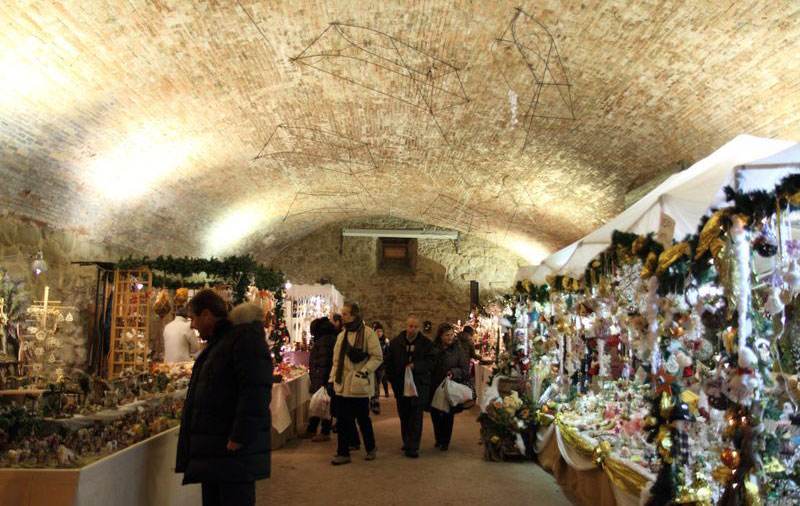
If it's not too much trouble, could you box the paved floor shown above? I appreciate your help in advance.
[256,395,574,506]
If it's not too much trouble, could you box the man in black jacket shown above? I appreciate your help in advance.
[385,315,436,458]
[176,290,272,506]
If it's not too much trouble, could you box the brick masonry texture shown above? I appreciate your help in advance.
[0,213,138,372]
[267,217,525,337]
[0,1,798,261]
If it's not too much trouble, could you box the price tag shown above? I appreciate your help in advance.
[657,213,676,246]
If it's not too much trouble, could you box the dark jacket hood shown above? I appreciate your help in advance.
[312,317,338,337]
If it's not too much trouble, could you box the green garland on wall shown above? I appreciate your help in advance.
[116,254,285,306]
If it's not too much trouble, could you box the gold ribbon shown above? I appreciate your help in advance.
[655,242,691,276]
[744,480,762,506]
[695,209,729,260]
[553,418,651,497]
[641,251,659,279]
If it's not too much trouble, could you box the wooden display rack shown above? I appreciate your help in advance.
[107,268,152,378]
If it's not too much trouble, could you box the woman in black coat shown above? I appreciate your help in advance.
[303,317,337,441]
[176,299,272,506]
[430,323,468,451]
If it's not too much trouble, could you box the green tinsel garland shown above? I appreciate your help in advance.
[117,254,285,305]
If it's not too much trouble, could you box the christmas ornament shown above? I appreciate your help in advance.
[753,227,778,257]
[721,448,740,469]
[153,290,172,318]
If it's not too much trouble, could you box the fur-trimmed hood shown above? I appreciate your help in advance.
[229,303,264,326]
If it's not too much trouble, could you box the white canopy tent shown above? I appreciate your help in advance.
[518,135,799,281]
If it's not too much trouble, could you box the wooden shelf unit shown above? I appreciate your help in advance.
[107,268,152,378]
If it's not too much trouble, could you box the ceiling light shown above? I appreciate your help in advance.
[342,229,459,240]
[205,209,262,256]
[87,127,196,200]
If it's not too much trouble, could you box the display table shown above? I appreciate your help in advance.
[534,418,654,506]
[270,372,310,449]
[284,350,310,367]
[0,426,199,506]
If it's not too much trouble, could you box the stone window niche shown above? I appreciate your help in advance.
[377,237,417,275]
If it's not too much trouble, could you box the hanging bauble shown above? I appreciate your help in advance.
[753,228,779,257]
[153,290,172,318]
[175,287,189,307]
[721,448,741,469]
[783,259,800,294]
[765,287,785,316]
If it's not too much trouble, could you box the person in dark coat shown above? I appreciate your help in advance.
[370,321,389,414]
[303,317,337,441]
[373,322,390,397]
[457,325,481,361]
[430,323,469,451]
[176,290,272,506]
[384,315,437,458]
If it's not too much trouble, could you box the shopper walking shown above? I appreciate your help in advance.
[302,317,338,441]
[176,290,272,506]
[329,302,383,465]
[373,322,390,397]
[385,315,437,458]
[430,323,469,451]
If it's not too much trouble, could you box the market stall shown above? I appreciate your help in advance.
[285,284,343,344]
[477,137,800,506]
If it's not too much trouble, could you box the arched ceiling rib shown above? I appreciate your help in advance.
[0,1,798,262]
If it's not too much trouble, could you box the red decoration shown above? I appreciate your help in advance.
[648,367,677,397]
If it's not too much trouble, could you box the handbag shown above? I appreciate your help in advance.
[346,346,368,363]
[344,327,368,363]
[350,371,373,396]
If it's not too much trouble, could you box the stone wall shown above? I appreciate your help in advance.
[0,213,137,375]
[267,217,526,338]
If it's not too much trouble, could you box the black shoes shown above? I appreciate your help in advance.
[404,450,419,458]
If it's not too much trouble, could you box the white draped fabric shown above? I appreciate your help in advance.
[535,421,654,506]
[270,373,310,434]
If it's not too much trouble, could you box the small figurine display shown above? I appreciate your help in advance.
[0,395,184,468]
[0,361,194,469]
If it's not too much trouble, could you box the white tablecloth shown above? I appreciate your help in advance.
[270,373,311,449]
[535,422,654,506]
[474,364,493,410]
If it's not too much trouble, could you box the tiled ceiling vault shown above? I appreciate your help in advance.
[1,1,799,263]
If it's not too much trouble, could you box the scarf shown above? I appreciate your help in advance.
[335,320,366,384]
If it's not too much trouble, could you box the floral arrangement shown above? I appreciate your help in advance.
[478,390,537,450]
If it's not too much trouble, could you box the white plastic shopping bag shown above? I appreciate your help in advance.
[403,367,418,397]
[445,379,473,406]
[309,386,331,420]
[430,379,450,412]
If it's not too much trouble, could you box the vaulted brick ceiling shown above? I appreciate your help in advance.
[1,1,799,263]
